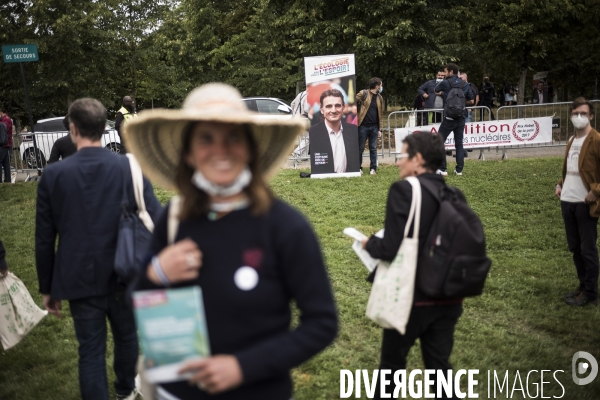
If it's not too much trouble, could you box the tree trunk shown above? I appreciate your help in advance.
[517,46,531,106]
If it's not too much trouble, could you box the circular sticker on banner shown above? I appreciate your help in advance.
[234,266,259,291]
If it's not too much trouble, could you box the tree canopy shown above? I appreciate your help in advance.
[1,0,598,126]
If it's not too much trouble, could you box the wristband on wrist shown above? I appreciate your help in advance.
[555,184,562,189]
[151,255,171,286]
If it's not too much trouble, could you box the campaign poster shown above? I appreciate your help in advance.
[304,54,361,178]
[394,117,553,151]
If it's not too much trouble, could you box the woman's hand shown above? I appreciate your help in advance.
[147,238,203,285]
[179,355,243,395]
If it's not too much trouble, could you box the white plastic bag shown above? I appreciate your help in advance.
[0,272,47,350]
[366,177,421,334]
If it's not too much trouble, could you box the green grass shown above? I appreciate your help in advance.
[1,157,599,399]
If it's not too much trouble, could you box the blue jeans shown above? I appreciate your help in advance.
[358,125,378,171]
[69,291,138,400]
[438,117,465,173]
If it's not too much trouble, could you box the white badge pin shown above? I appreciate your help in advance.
[234,266,259,291]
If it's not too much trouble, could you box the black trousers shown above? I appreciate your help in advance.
[375,304,463,400]
[561,201,599,300]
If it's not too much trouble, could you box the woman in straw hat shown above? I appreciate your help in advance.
[125,83,337,400]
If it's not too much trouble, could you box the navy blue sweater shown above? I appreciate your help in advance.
[135,199,338,399]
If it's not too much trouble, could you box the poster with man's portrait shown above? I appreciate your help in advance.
[304,54,360,178]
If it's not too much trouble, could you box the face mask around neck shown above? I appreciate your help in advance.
[191,167,252,197]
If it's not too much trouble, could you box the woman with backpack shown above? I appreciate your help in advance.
[125,83,338,400]
[361,132,465,399]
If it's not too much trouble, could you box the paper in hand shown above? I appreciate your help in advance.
[343,228,384,272]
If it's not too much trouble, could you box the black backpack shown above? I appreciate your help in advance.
[444,79,467,119]
[0,122,8,147]
[417,179,492,299]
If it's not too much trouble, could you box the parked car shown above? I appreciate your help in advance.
[241,97,293,119]
[19,117,123,168]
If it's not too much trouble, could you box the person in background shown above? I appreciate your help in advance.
[126,83,338,400]
[532,81,548,105]
[115,96,138,152]
[434,63,474,176]
[48,117,77,164]
[362,132,465,399]
[0,239,8,278]
[479,77,495,120]
[555,97,599,307]
[356,78,384,175]
[36,98,162,400]
[0,107,14,183]
[417,68,446,124]
[503,82,515,106]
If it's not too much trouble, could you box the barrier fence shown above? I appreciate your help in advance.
[386,106,493,158]
[386,100,600,160]
[8,130,123,181]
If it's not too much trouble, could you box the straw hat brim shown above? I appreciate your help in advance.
[122,109,306,191]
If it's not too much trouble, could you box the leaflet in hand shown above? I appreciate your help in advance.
[133,286,211,383]
[343,227,384,272]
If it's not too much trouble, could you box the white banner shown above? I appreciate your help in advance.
[304,54,356,84]
[394,117,553,151]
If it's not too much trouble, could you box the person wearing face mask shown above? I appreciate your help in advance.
[555,97,600,307]
[356,77,384,175]
[126,83,338,399]
[417,68,446,124]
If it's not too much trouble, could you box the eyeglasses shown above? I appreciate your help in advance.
[396,153,410,159]
[323,104,343,110]
[572,112,589,117]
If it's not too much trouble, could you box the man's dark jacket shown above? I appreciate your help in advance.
[532,88,548,104]
[35,147,162,300]
[309,120,360,174]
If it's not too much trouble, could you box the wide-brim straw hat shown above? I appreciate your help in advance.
[123,83,306,191]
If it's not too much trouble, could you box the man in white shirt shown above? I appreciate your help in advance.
[309,89,359,174]
[555,97,600,306]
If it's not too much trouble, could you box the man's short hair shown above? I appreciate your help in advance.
[368,78,382,90]
[437,67,445,74]
[460,72,468,80]
[67,98,107,141]
[319,89,345,107]
[445,63,459,75]
[62,116,69,131]
[570,97,595,117]
[402,131,445,171]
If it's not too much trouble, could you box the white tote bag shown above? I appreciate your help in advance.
[0,272,47,350]
[366,176,421,334]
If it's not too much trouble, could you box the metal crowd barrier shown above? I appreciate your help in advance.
[386,106,493,159]
[495,100,600,158]
[9,129,123,181]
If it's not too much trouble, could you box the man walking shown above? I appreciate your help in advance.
[555,97,599,306]
[356,78,383,175]
[36,98,162,399]
[0,107,14,183]
[417,68,446,124]
[434,63,474,176]
[115,96,137,152]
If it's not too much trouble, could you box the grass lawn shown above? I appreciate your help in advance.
[1,157,599,399]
